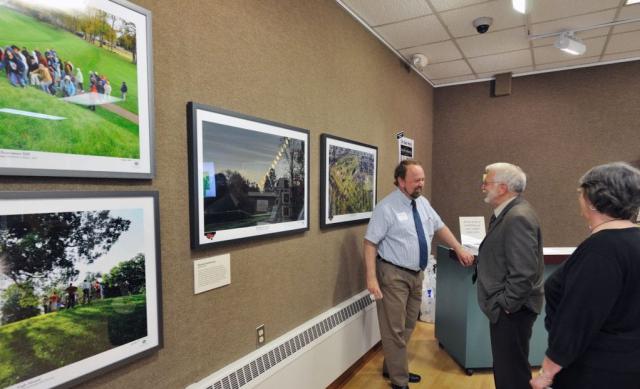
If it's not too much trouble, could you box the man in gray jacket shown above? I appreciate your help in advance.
[476,162,544,389]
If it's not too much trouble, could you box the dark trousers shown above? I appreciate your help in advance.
[489,308,537,389]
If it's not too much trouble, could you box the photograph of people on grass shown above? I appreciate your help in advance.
[201,121,307,237]
[0,206,151,388]
[0,0,143,163]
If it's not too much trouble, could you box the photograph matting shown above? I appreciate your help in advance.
[320,133,377,228]
[0,191,161,389]
[188,102,310,248]
[0,0,154,178]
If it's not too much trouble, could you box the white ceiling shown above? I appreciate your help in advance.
[337,0,640,87]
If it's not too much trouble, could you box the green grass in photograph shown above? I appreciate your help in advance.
[0,5,139,114]
[0,294,147,387]
[329,154,374,216]
[205,213,272,232]
[0,81,139,158]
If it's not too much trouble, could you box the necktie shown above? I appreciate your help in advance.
[473,214,497,284]
[411,199,429,271]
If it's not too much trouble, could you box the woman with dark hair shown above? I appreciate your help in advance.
[531,162,640,389]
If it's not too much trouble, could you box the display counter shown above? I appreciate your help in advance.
[434,245,573,375]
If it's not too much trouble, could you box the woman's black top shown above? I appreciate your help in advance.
[545,227,640,372]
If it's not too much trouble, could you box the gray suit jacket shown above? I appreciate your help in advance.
[476,196,544,323]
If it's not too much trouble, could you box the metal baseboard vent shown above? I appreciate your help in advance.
[197,294,374,389]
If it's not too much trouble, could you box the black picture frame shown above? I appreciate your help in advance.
[187,102,310,248]
[0,191,162,388]
[320,134,377,228]
[0,0,155,178]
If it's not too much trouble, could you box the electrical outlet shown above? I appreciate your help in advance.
[256,324,265,347]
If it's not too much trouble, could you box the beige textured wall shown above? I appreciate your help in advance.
[432,62,640,247]
[0,1,434,388]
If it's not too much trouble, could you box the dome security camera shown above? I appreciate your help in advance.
[473,16,493,34]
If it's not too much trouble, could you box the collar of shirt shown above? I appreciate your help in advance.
[393,188,419,207]
[493,195,517,218]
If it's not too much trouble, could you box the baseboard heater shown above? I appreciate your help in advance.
[187,290,380,389]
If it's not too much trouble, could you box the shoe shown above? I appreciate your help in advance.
[390,385,409,389]
[382,372,421,383]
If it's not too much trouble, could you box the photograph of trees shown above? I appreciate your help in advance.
[321,135,377,227]
[0,0,150,176]
[189,103,309,247]
[0,204,153,388]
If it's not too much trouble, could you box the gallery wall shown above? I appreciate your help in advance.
[0,0,434,388]
[432,61,640,247]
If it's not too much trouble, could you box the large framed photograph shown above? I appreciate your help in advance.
[188,102,309,248]
[0,191,162,388]
[320,134,377,228]
[0,0,154,178]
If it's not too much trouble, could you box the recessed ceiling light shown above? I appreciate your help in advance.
[512,0,527,13]
[626,0,640,5]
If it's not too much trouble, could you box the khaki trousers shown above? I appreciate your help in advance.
[375,260,423,387]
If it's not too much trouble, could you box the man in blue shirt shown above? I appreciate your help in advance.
[364,160,473,389]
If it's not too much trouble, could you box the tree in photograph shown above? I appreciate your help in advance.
[103,253,145,295]
[281,138,305,220]
[118,21,137,64]
[0,282,40,324]
[0,211,131,288]
[262,168,277,193]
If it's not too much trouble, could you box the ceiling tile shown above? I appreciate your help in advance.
[529,0,621,24]
[605,30,640,54]
[431,74,478,86]
[423,59,473,79]
[535,56,601,71]
[534,36,606,64]
[612,23,640,34]
[429,0,491,13]
[529,10,616,35]
[601,52,640,62]
[342,0,432,26]
[475,65,533,78]
[457,26,529,57]
[439,0,526,38]
[468,49,532,73]
[374,14,450,48]
[399,40,462,64]
[613,5,640,34]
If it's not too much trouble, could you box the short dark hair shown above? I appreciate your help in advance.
[394,159,421,186]
[579,162,640,220]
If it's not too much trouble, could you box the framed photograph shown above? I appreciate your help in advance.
[0,191,162,388]
[320,134,377,227]
[0,0,154,178]
[188,102,309,248]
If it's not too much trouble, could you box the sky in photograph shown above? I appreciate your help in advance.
[0,0,89,13]
[0,0,129,31]
[0,208,145,298]
[203,122,302,190]
[74,208,145,283]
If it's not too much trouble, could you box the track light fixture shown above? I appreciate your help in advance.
[554,31,586,56]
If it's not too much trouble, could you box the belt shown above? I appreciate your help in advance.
[377,255,420,275]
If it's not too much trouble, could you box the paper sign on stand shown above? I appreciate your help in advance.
[459,216,486,255]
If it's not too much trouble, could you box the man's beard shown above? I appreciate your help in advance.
[483,188,498,204]
[410,188,422,199]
